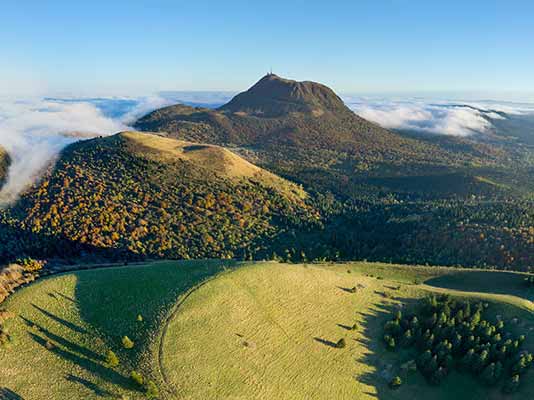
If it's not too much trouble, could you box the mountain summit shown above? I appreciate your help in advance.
[219,73,351,117]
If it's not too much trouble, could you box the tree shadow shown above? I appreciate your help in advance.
[65,374,114,397]
[0,388,24,400]
[22,316,102,362]
[52,290,76,303]
[337,286,357,293]
[355,295,421,399]
[313,337,339,348]
[29,332,131,389]
[336,323,355,331]
[31,304,88,335]
[425,271,531,300]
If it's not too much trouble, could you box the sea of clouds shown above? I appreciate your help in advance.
[343,96,534,137]
[0,91,533,205]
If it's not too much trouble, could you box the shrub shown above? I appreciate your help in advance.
[336,338,346,348]
[17,258,45,272]
[130,370,144,386]
[122,336,135,349]
[137,314,144,322]
[389,376,402,389]
[145,380,159,399]
[105,350,120,368]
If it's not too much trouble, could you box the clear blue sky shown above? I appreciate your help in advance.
[1,0,533,96]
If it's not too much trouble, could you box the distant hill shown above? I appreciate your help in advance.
[0,132,318,260]
[135,74,512,200]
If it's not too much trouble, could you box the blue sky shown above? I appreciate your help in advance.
[1,0,534,96]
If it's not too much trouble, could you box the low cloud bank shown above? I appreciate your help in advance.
[0,96,176,205]
[343,96,534,137]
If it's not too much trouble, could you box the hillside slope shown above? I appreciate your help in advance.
[135,74,511,200]
[0,132,318,260]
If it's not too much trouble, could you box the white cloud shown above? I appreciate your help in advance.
[0,99,128,205]
[120,96,174,125]
[342,96,534,137]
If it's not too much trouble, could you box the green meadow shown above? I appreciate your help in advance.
[1,260,534,399]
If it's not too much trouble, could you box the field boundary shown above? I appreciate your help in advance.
[154,266,237,399]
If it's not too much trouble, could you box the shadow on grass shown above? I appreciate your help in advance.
[65,374,114,397]
[336,323,355,331]
[31,304,88,335]
[354,294,421,399]
[74,259,239,370]
[337,286,357,293]
[52,290,76,303]
[29,332,131,389]
[0,388,24,400]
[314,337,339,348]
[425,271,530,300]
[21,316,102,361]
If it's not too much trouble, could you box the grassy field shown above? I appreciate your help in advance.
[0,260,235,399]
[1,260,534,399]
[161,262,534,400]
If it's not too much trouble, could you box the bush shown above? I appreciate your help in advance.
[122,336,135,349]
[17,258,45,272]
[389,376,402,389]
[130,370,144,386]
[145,380,159,399]
[336,338,346,348]
[105,350,120,368]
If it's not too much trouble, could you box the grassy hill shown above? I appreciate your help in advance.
[0,131,318,261]
[2,260,534,399]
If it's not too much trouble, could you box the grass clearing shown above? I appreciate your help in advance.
[1,260,534,399]
[162,262,534,399]
[0,260,234,399]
